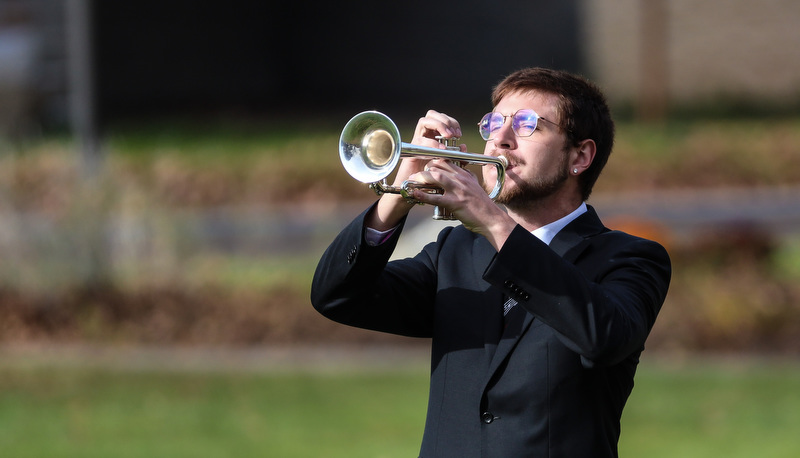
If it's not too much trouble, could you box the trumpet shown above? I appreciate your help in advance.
[339,111,507,220]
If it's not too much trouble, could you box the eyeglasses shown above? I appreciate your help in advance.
[477,109,564,141]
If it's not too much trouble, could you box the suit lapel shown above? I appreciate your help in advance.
[485,304,535,378]
[472,235,505,365]
[550,205,607,261]
[482,206,608,382]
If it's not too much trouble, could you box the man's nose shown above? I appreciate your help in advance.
[492,121,517,149]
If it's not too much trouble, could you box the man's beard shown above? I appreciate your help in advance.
[489,159,569,210]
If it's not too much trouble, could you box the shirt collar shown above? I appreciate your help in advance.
[531,202,587,246]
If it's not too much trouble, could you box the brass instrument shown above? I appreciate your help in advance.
[339,111,507,220]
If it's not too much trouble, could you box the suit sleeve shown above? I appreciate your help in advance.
[484,225,671,367]
[310,204,441,338]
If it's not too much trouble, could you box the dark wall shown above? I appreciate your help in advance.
[94,1,583,124]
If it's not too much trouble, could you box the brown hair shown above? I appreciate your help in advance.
[491,67,615,201]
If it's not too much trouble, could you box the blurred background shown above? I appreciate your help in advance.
[1,0,799,457]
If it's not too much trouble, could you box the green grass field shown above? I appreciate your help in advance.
[1,356,799,457]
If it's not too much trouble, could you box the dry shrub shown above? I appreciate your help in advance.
[3,121,800,352]
[601,119,800,193]
[0,283,413,347]
[648,224,800,354]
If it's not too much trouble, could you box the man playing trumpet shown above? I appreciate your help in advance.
[312,67,671,457]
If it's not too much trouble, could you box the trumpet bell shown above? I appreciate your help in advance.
[339,111,402,184]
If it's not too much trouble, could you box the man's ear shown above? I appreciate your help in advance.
[571,139,596,175]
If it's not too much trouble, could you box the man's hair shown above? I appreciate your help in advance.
[491,67,615,201]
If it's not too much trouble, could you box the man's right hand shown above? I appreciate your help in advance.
[366,110,465,231]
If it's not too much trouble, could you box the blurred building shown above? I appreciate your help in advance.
[584,0,800,116]
[0,0,65,136]
[1,0,799,136]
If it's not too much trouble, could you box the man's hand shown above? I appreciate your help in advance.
[406,159,516,251]
[367,110,464,231]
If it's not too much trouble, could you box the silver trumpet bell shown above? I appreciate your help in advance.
[339,111,507,220]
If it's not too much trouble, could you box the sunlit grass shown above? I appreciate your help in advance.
[0,358,798,457]
[0,363,429,458]
[181,254,319,292]
[621,359,800,457]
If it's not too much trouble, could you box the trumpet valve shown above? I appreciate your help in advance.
[435,135,459,149]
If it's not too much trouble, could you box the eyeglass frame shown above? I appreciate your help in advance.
[477,109,568,141]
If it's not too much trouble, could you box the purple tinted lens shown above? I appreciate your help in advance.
[512,109,539,137]
[479,112,504,140]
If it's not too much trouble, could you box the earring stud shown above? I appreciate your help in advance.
[573,168,578,174]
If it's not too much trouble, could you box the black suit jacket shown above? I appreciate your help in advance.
[311,204,671,457]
